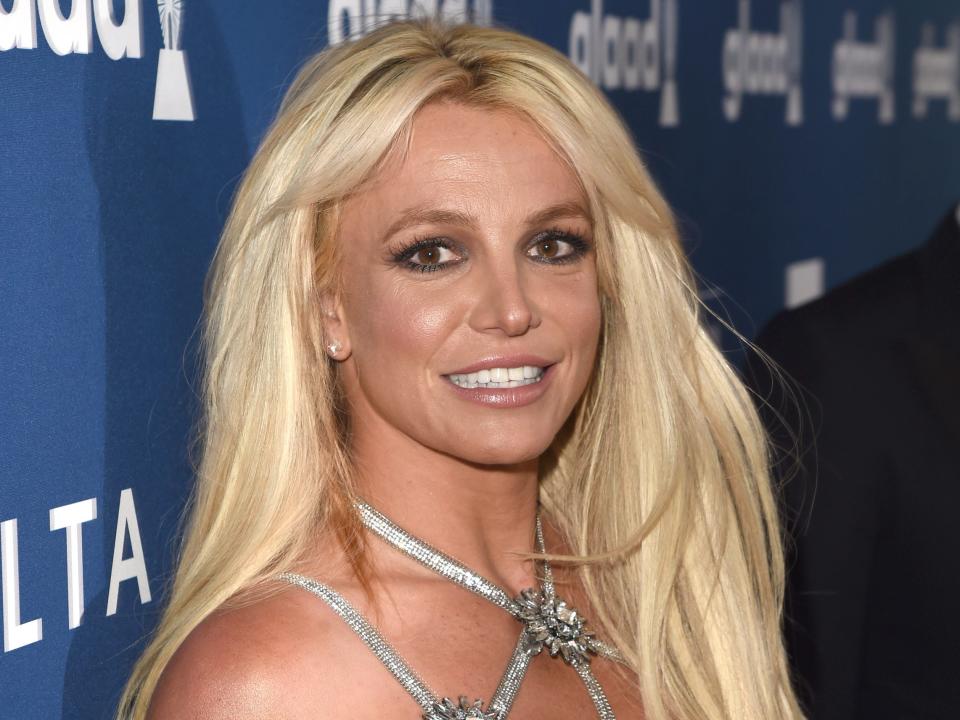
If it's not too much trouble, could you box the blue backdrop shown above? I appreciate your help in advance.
[1,1,958,718]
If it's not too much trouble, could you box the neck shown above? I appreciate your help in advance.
[349,412,541,595]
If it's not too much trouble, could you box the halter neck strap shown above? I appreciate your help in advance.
[356,501,550,618]
[355,501,622,667]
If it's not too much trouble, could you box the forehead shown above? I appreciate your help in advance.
[346,101,587,223]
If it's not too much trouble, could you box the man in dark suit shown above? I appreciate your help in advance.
[744,204,960,719]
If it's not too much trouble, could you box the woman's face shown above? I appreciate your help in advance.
[328,101,602,465]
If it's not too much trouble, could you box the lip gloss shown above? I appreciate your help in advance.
[443,364,555,408]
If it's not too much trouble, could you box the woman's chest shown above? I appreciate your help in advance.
[297,598,645,719]
[287,561,645,719]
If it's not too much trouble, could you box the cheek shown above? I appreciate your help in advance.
[570,299,603,386]
[351,279,457,371]
[568,294,602,346]
[550,275,602,399]
[549,273,602,349]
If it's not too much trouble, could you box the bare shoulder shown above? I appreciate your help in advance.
[146,580,396,720]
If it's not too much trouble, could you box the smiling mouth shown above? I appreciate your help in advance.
[444,364,546,389]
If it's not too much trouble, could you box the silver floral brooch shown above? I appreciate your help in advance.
[515,588,598,666]
[427,696,498,720]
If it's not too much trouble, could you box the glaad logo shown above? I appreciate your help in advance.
[568,0,680,127]
[327,0,494,46]
[0,0,141,58]
[832,11,896,124]
[723,0,803,126]
[912,21,960,122]
[0,0,194,122]
[153,0,195,121]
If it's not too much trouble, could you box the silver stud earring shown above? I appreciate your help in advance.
[327,340,343,357]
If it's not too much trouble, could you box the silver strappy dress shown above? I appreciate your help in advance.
[280,503,621,720]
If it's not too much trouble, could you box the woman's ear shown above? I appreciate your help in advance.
[319,290,352,361]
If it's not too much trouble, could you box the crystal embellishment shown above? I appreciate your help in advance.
[516,588,597,666]
[428,696,498,720]
[350,501,619,718]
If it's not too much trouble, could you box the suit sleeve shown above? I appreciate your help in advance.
[744,309,887,720]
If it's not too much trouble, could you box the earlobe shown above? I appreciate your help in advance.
[319,290,351,361]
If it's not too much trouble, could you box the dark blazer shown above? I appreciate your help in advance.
[744,205,960,719]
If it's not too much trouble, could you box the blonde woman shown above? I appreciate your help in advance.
[119,17,803,720]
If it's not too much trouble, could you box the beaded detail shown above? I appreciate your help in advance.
[430,696,499,719]
[516,587,597,665]
[279,572,531,720]
[280,502,620,718]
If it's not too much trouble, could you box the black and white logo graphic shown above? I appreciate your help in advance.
[153,0,195,121]
[568,0,680,127]
[723,0,803,126]
[832,11,895,124]
[0,0,141,58]
[0,0,195,122]
[327,0,494,46]
[912,20,960,122]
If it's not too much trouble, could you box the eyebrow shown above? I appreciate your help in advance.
[380,200,593,244]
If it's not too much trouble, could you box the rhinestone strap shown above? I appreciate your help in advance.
[533,513,621,664]
[356,502,621,719]
[359,502,622,664]
[357,503,520,615]
[278,572,436,712]
[534,514,556,600]
[574,659,617,719]
[534,512,618,719]
[590,638,623,662]
[487,632,534,719]
[279,571,531,719]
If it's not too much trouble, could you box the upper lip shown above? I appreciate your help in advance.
[444,354,556,375]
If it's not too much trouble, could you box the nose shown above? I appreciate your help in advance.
[468,256,542,336]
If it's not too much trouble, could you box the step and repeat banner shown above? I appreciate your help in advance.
[2,1,958,717]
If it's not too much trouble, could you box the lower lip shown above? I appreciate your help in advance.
[443,365,555,408]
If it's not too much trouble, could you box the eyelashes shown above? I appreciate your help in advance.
[390,227,592,274]
[391,236,461,273]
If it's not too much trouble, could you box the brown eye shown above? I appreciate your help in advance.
[414,247,444,265]
[394,240,460,273]
[526,230,590,265]
[537,240,559,258]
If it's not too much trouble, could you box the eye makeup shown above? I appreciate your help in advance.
[526,228,591,266]
[390,236,463,273]
[389,226,593,274]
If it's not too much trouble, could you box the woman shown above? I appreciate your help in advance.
[119,17,803,720]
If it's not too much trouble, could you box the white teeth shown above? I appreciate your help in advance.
[446,365,545,389]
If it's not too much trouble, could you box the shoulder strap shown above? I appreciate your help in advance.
[279,572,437,713]
[279,572,533,720]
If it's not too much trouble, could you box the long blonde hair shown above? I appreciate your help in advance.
[118,17,803,720]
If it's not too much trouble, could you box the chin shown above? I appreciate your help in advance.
[447,436,553,466]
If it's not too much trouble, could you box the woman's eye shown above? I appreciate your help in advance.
[393,230,589,274]
[527,231,590,264]
[530,238,570,259]
[393,239,462,273]
[411,245,456,267]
